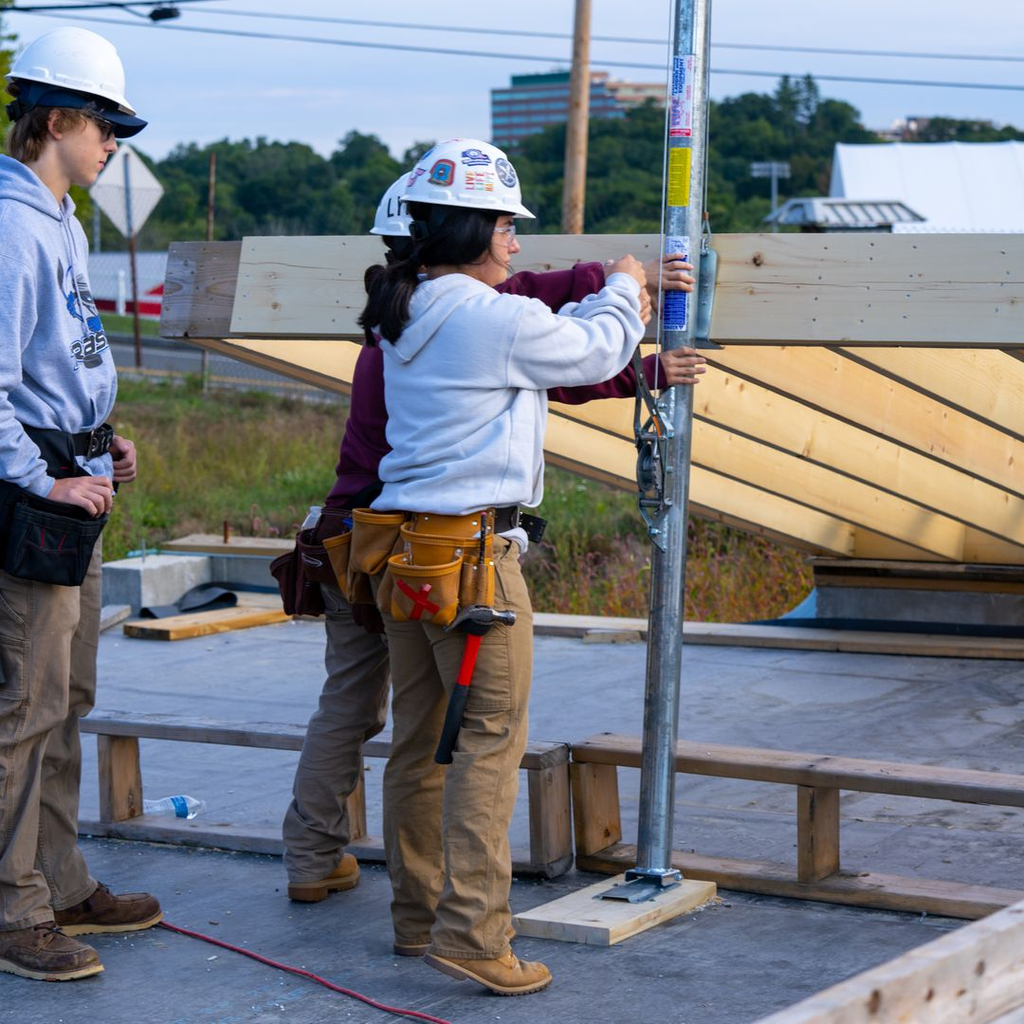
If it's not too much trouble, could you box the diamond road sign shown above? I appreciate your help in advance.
[90,144,164,237]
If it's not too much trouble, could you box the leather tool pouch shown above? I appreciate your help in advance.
[347,508,406,605]
[383,511,496,627]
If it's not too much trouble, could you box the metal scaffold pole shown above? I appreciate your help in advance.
[611,0,713,902]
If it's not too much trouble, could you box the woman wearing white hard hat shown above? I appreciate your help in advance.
[358,139,651,996]
[0,27,159,983]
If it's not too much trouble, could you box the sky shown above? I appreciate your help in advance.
[5,0,1024,163]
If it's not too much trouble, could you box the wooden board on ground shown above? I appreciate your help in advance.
[532,613,1024,660]
[123,601,289,640]
[513,873,716,946]
[756,896,1024,1023]
[161,534,294,556]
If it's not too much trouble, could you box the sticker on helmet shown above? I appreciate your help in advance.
[461,147,491,167]
[406,166,426,187]
[428,159,456,186]
[495,158,517,188]
[464,170,495,192]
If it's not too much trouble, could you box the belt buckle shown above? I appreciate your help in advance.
[507,507,520,530]
[86,424,114,459]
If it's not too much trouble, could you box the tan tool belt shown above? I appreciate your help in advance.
[383,510,497,628]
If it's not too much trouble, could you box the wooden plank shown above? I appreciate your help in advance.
[531,615,1024,660]
[577,844,1024,921]
[710,346,1024,499]
[797,786,840,883]
[756,896,1024,1023]
[528,761,573,878]
[513,873,716,946]
[96,735,142,822]
[160,240,241,340]
[572,734,1024,806]
[122,606,291,640]
[555,373,1024,551]
[840,347,1024,440]
[203,233,1024,346]
[161,534,295,556]
[570,762,623,857]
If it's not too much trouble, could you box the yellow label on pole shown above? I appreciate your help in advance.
[667,147,692,208]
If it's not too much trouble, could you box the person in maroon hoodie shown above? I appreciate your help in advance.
[281,177,705,912]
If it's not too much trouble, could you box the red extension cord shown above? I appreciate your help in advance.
[158,920,453,1024]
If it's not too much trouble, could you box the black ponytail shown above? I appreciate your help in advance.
[358,203,501,344]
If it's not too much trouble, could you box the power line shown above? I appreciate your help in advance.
[156,7,1024,65]
[10,1,223,9]
[11,10,1024,94]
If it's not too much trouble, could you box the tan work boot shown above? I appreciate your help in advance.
[287,854,360,902]
[0,923,103,981]
[54,882,162,936]
[395,924,517,958]
[425,949,552,996]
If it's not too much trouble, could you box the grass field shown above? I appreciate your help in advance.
[107,379,813,622]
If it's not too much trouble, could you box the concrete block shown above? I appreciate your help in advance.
[816,586,1024,628]
[102,554,213,614]
[207,554,278,592]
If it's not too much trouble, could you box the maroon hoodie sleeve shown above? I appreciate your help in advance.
[548,352,666,406]
[496,261,606,307]
[324,344,391,508]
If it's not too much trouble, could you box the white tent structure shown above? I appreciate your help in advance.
[830,141,1024,233]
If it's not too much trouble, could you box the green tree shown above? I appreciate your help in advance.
[911,117,1024,143]
[1,2,16,144]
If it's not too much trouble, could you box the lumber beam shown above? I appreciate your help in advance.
[162,234,1024,347]
[709,346,1024,499]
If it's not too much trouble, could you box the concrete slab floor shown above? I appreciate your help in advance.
[7,837,960,1024]
[19,617,1020,1021]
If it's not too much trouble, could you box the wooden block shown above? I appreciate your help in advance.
[797,785,840,883]
[123,606,290,640]
[513,872,717,946]
[528,761,573,878]
[578,844,1024,921]
[571,762,622,858]
[161,534,295,556]
[757,896,1024,1024]
[346,766,367,843]
[96,735,142,822]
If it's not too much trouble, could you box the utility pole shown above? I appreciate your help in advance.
[750,160,790,232]
[123,150,143,369]
[611,0,713,903]
[202,151,217,391]
[561,0,591,233]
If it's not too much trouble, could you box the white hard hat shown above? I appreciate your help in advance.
[401,139,535,219]
[371,175,413,237]
[7,27,139,118]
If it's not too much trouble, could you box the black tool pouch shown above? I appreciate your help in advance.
[2,489,107,587]
[0,424,110,587]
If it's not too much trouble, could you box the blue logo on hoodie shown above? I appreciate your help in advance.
[61,261,108,370]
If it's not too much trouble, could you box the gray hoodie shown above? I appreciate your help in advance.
[0,154,116,496]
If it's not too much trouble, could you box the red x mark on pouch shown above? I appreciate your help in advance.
[396,579,440,621]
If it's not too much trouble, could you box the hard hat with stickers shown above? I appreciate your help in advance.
[5,26,146,137]
[401,139,535,219]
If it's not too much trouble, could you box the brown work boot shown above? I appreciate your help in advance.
[0,923,103,981]
[395,924,517,958]
[54,882,162,936]
[425,949,552,996]
[287,854,360,903]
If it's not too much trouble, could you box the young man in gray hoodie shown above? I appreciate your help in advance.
[0,27,161,982]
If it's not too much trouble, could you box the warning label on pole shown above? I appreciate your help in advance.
[669,55,696,138]
[667,148,692,208]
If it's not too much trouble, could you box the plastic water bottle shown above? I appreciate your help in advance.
[301,505,322,531]
[143,795,206,820]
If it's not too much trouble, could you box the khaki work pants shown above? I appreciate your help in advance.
[282,581,390,882]
[0,544,102,930]
[382,536,532,960]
